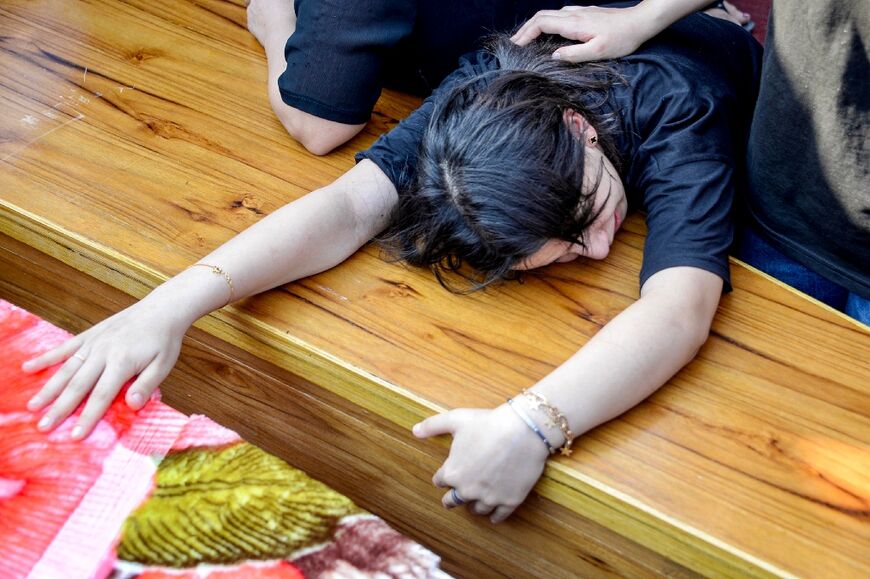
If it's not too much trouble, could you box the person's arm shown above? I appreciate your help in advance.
[510,0,750,62]
[23,159,398,439]
[414,266,722,523]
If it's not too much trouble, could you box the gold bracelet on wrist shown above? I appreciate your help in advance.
[190,263,236,304]
[520,389,574,457]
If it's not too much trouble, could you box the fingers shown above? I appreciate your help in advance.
[125,356,172,410]
[510,20,540,46]
[22,337,83,375]
[432,466,449,488]
[441,488,515,521]
[511,10,588,46]
[71,363,139,440]
[441,488,466,509]
[510,9,562,45]
[723,1,751,24]
[440,488,504,519]
[705,2,751,27]
[35,358,104,432]
[27,347,88,411]
[470,501,495,516]
[516,15,586,46]
[552,39,606,63]
[490,505,516,525]
[413,410,462,439]
[440,486,490,513]
[34,351,168,440]
[71,355,168,440]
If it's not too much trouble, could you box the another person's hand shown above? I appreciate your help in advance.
[511,5,654,62]
[22,299,188,440]
[703,1,752,28]
[413,405,550,523]
[511,2,751,63]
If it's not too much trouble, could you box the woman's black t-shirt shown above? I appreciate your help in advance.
[357,12,763,290]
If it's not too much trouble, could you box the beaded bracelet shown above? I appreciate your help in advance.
[190,263,236,304]
[506,398,556,455]
[520,390,574,457]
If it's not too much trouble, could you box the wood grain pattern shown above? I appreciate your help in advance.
[1,1,868,577]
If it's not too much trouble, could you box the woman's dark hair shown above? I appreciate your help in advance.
[379,33,623,292]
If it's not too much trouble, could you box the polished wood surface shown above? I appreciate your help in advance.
[1,1,868,577]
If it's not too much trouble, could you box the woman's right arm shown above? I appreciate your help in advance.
[23,159,398,439]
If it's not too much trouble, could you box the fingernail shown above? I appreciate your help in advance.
[37,416,52,430]
[27,398,40,410]
[552,51,562,60]
[412,423,422,435]
[71,426,84,440]
[129,392,144,407]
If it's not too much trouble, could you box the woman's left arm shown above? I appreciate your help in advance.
[414,266,723,523]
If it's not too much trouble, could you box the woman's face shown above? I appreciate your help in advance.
[514,144,627,270]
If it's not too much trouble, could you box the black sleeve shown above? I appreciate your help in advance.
[631,92,737,291]
[639,157,735,291]
[355,51,497,192]
[278,0,416,125]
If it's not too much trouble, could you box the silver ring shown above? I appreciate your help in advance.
[72,353,87,362]
[450,488,465,506]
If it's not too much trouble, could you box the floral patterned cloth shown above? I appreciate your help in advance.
[0,301,449,579]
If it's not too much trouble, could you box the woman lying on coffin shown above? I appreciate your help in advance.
[23,12,761,523]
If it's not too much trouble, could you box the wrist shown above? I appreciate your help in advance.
[509,397,565,448]
[630,0,702,40]
[621,5,662,44]
[142,267,230,330]
[499,401,557,461]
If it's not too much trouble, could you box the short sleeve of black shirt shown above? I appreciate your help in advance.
[616,14,762,291]
[278,0,416,125]
[625,89,739,291]
[355,51,498,191]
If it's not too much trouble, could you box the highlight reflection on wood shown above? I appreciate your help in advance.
[1,1,868,577]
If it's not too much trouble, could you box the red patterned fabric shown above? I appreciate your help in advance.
[0,301,448,578]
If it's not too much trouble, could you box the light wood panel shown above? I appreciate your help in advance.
[1,1,868,577]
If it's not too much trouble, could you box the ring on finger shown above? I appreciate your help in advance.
[450,488,465,506]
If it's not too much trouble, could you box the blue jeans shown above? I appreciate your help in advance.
[736,227,870,325]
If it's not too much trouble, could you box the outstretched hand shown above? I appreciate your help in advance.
[23,300,187,440]
[511,2,751,63]
[413,405,550,523]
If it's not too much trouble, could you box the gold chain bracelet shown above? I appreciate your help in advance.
[190,263,236,304]
[520,389,574,456]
